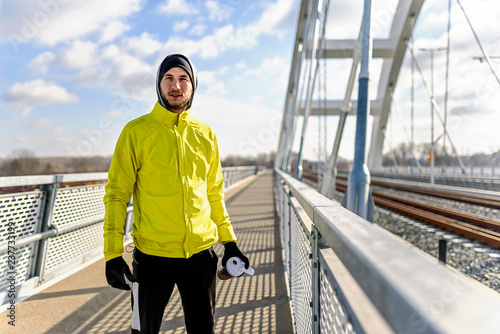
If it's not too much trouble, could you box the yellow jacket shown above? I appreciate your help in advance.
[103,102,236,261]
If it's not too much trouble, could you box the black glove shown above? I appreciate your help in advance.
[222,242,249,270]
[105,257,136,290]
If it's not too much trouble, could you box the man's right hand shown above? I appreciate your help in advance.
[105,257,136,290]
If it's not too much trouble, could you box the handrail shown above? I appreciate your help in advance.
[275,167,500,334]
[0,172,109,188]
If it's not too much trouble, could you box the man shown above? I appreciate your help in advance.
[103,54,249,334]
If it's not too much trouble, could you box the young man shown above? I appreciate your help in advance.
[103,54,249,334]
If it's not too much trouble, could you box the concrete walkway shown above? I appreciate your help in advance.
[1,171,293,333]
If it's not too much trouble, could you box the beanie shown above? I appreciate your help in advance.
[156,54,198,110]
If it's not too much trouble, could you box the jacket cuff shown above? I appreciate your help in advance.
[218,228,237,245]
[104,252,122,262]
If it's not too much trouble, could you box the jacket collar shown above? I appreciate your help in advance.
[151,101,190,127]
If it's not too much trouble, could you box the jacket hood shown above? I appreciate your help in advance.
[156,54,198,111]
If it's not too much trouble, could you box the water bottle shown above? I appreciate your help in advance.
[217,256,255,280]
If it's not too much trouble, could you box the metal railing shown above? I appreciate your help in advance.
[275,168,500,334]
[222,166,260,189]
[0,166,259,309]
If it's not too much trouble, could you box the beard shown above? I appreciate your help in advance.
[161,90,191,114]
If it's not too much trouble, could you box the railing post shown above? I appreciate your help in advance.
[34,175,61,285]
[287,189,292,289]
[311,228,320,334]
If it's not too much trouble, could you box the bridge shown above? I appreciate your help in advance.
[2,0,500,333]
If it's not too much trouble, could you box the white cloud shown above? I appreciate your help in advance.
[197,71,228,95]
[164,24,257,59]
[261,56,289,92]
[252,56,288,75]
[57,40,99,68]
[158,0,199,16]
[189,23,207,36]
[3,79,78,116]
[236,61,247,70]
[102,48,157,96]
[100,21,131,44]
[173,20,189,32]
[29,118,67,135]
[122,32,162,57]
[102,44,121,59]
[0,0,144,47]
[239,56,290,93]
[206,1,232,22]
[78,67,109,84]
[27,40,99,74]
[248,0,300,39]
[192,93,282,158]
[248,95,266,104]
[105,53,152,79]
[107,110,136,119]
[27,51,55,73]
[163,0,299,59]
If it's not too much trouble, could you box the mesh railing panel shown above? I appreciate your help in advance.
[0,191,43,243]
[0,244,34,292]
[290,205,313,334]
[52,185,106,227]
[319,264,356,334]
[46,184,106,273]
[0,191,44,289]
[275,172,364,334]
[45,221,104,272]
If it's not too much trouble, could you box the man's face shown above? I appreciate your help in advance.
[160,67,193,113]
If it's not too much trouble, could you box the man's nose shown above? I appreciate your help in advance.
[172,79,181,89]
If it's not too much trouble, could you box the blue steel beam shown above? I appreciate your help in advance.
[342,0,374,222]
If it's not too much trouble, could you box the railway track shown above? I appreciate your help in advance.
[339,175,500,210]
[335,181,500,250]
[300,170,500,249]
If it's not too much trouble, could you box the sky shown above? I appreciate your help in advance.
[0,0,499,162]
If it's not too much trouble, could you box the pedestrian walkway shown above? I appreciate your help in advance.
[0,171,293,334]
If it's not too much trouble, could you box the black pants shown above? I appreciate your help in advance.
[131,247,218,334]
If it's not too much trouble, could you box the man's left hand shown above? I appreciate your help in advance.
[222,242,249,269]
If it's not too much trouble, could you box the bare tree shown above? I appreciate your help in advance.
[3,149,40,176]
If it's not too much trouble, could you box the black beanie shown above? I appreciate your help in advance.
[156,54,198,110]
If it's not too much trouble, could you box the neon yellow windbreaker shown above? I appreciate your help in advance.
[103,102,236,261]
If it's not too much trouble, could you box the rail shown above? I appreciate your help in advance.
[369,169,500,191]
[0,166,259,310]
[275,168,500,334]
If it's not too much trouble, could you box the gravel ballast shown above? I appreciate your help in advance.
[332,190,500,293]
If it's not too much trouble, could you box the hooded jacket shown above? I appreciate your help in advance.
[103,59,236,262]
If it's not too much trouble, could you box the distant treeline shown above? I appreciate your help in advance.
[0,149,276,177]
[0,150,112,176]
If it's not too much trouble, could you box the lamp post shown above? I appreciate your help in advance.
[419,47,446,185]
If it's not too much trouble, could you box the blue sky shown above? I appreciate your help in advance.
[0,0,499,162]
[0,0,298,159]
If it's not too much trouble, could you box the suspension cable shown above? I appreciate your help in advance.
[455,0,500,87]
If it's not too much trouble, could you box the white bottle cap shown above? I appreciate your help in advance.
[226,257,255,277]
